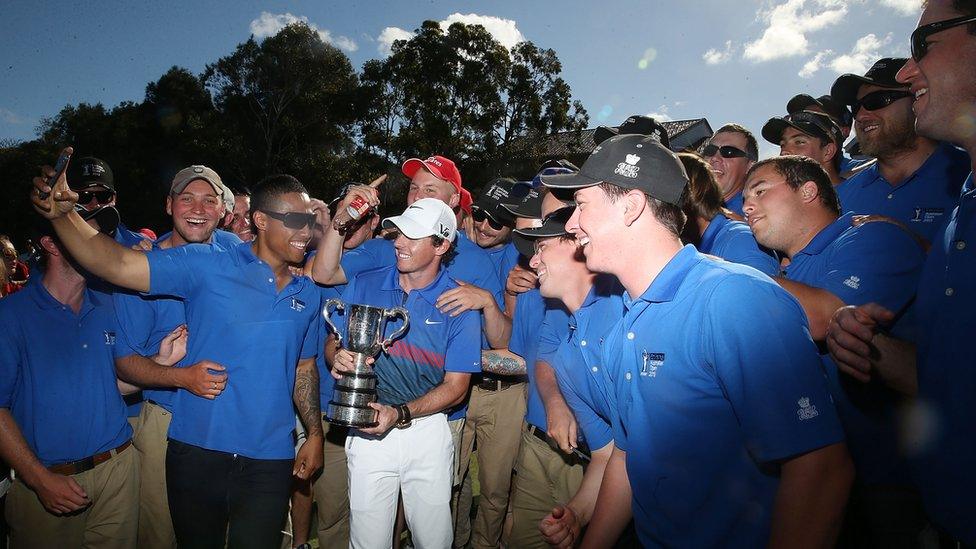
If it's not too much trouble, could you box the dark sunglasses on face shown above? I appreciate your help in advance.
[911,14,976,61]
[472,209,505,231]
[852,90,914,113]
[260,209,316,230]
[77,190,115,205]
[703,144,756,161]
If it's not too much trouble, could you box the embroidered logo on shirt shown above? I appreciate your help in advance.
[103,331,116,345]
[910,207,945,223]
[291,298,306,312]
[842,276,861,290]
[425,318,443,325]
[796,397,820,421]
[614,154,641,179]
[640,351,664,377]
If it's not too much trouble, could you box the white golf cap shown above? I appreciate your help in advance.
[382,198,457,241]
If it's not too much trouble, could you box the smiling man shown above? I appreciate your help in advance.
[541,134,852,549]
[762,110,846,186]
[826,1,976,543]
[701,124,759,216]
[830,57,971,243]
[30,167,325,549]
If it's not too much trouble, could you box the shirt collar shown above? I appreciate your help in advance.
[627,245,700,307]
[795,212,854,257]
[28,279,100,315]
[380,264,451,305]
[699,214,730,252]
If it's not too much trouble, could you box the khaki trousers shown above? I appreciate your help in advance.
[508,426,584,549]
[5,443,139,549]
[453,382,527,549]
[132,401,176,549]
[312,419,350,548]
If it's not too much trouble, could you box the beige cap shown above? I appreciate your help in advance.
[170,165,234,212]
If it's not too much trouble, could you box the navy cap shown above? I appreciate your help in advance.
[830,58,909,106]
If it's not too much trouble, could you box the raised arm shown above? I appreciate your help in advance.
[309,179,383,286]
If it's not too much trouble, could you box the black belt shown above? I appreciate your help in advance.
[49,440,132,476]
[123,391,143,406]
[526,424,591,462]
[478,374,527,391]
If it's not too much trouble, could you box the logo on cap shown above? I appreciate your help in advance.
[83,163,105,177]
[193,166,205,174]
[614,154,642,179]
[426,156,443,167]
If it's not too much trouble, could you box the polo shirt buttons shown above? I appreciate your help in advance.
[627,332,635,340]
[887,194,893,199]
[956,241,966,250]
[591,366,598,373]
[81,344,88,349]
[580,340,587,347]
[945,287,954,296]
[625,372,632,381]
[268,278,273,283]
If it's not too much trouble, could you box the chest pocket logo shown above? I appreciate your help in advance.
[641,351,664,377]
[104,331,116,345]
[291,298,306,312]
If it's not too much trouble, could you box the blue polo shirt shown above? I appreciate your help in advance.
[333,265,482,406]
[340,232,504,308]
[145,241,322,459]
[507,289,555,431]
[782,213,924,484]
[113,230,243,413]
[699,214,779,276]
[542,276,624,451]
[486,242,520,287]
[912,172,976,544]
[837,143,970,243]
[725,190,745,217]
[605,246,844,548]
[0,282,131,467]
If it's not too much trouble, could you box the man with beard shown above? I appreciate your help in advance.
[831,57,971,243]
[828,1,976,543]
[112,165,242,548]
[31,165,325,548]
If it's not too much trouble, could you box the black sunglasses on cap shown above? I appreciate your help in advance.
[851,89,913,114]
[703,144,756,162]
[472,208,505,231]
[911,14,976,61]
[259,209,316,230]
[77,190,115,205]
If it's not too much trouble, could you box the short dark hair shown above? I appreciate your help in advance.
[250,174,308,219]
[747,155,841,215]
[677,153,725,222]
[597,181,687,236]
[715,123,759,161]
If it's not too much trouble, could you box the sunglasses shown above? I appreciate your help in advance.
[851,90,913,114]
[77,190,115,205]
[472,209,505,230]
[911,14,976,61]
[703,144,756,161]
[260,209,316,230]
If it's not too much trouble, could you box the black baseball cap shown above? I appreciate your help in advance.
[502,187,543,219]
[514,206,574,240]
[472,178,528,228]
[594,115,672,149]
[762,111,845,147]
[786,94,853,127]
[830,58,909,106]
[539,134,688,206]
[66,157,115,192]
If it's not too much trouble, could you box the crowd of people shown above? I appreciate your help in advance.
[1,1,975,547]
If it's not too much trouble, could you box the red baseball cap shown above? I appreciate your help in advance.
[459,188,473,215]
[402,155,464,192]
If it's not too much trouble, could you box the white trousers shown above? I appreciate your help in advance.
[346,414,454,549]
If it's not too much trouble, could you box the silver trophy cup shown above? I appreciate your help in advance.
[322,299,409,428]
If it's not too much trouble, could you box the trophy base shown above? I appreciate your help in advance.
[327,401,378,429]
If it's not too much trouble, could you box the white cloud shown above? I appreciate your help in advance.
[0,108,26,125]
[377,26,415,56]
[249,12,358,52]
[703,40,735,65]
[646,105,673,122]
[377,13,526,57]
[798,49,833,78]
[877,0,921,16]
[743,0,848,62]
[829,33,892,74]
[441,13,526,50]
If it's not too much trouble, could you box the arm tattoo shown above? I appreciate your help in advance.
[294,360,323,437]
[482,350,526,375]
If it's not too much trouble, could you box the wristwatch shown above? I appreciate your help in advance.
[395,404,412,428]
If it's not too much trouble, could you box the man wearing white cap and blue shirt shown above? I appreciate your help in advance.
[323,197,482,549]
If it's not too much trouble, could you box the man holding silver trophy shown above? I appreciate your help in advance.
[321,197,482,549]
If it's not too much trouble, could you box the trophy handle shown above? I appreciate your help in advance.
[380,306,410,350]
[322,298,345,345]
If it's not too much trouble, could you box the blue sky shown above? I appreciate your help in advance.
[0,0,921,158]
